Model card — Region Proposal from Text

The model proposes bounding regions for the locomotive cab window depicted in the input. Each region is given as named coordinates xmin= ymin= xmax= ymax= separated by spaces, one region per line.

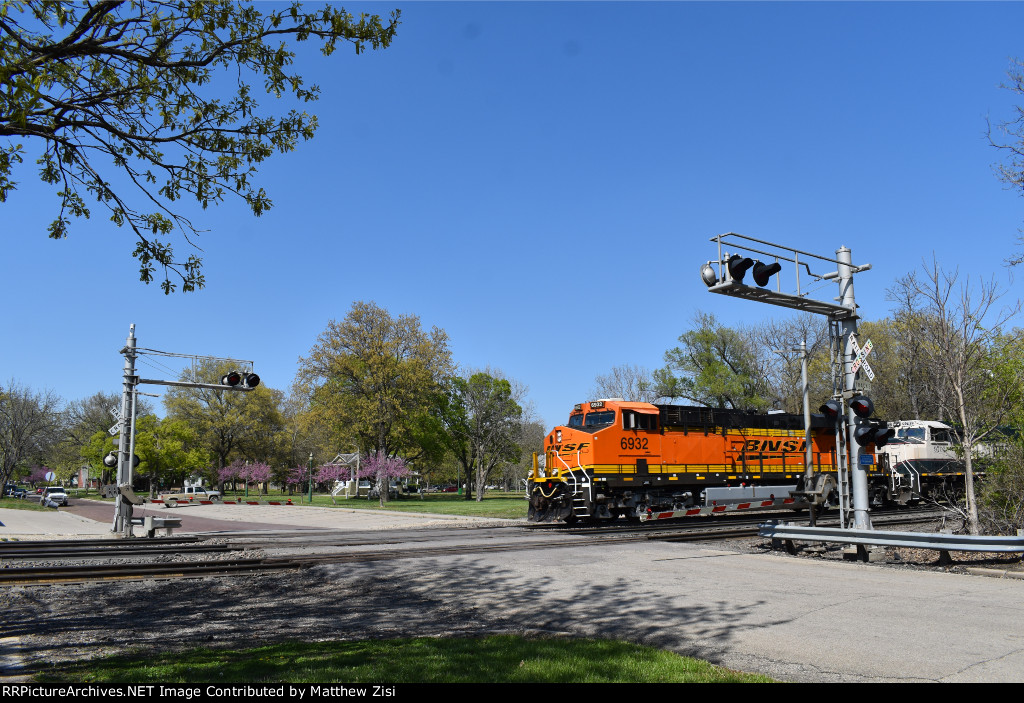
xmin=567 ymin=414 xmax=584 ymax=428
xmin=584 ymin=411 xmax=615 ymax=429
xmin=622 ymin=410 xmax=658 ymax=431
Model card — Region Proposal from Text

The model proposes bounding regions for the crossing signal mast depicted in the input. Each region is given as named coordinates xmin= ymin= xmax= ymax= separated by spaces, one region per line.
xmin=110 ymin=324 xmax=260 ymax=537
xmin=702 ymin=232 xmax=876 ymax=530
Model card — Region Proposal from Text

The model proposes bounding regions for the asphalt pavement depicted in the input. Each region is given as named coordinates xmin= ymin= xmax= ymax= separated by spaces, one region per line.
xmin=0 ymin=497 xmax=516 ymax=538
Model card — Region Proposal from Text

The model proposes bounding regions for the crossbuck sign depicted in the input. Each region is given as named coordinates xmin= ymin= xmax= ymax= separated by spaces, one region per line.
xmin=851 ymin=337 xmax=875 ymax=381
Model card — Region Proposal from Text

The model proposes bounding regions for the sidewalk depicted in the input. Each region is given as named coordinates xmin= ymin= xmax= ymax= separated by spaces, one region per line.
xmin=0 ymin=506 xmax=111 ymax=539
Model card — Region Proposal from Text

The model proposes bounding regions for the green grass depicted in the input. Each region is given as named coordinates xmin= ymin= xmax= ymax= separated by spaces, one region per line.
xmin=217 ymin=490 xmax=528 ymax=519
xmin=35 ymin=636 xmax=774 ymax=683
xmin=0 ymin=495 xmax=50 ymax=511
xmin=309 ymin=492 xmax=528 ymax=519
xmin=76 ymin=489 xmax=529 ymax=520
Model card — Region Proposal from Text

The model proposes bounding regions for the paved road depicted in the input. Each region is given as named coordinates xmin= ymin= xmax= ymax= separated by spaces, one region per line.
xmin=0 ymin=497 xmax=519 ymax=538
xmin=307 ymin=539 xmax=1024 ymax=683
xmin=62 ymin=498 xmax=317 ymax=533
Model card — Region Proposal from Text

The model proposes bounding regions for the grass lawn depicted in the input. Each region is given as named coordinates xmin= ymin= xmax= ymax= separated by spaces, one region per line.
xmin=304 ymin=492 xmax=528 ymax=519
xmin=35 ymin=636 xmax=775 ymax=683
xmin=0 ymin=495 xmax=49 ymax=511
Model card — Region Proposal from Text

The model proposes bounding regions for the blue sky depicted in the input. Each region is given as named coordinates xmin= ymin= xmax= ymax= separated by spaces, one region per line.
xmin=3 ymin=1 xmax=1024 ymax=431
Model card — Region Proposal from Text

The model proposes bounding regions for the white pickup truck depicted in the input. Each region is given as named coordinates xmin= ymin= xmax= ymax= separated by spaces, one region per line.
xmin=158 ymin=486 xmax=221 ymax=507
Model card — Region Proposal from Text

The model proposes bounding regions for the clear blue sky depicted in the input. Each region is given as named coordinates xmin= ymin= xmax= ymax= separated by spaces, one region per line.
xmin=2 ymin=1 xmax=1023 ymax=431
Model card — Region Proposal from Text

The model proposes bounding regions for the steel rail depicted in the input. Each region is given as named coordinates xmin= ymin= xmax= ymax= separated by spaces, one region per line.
xmin=0 ymin=544 xmax=232 ymax=560
xmin=0 ymin=536 xmax=200 ymax=550
xmin=0 ymin=559 xmax=297 ymax=586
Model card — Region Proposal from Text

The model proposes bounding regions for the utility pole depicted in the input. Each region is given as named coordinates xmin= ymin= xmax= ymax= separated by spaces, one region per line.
xmin=836 ymin=246 xmax=871 ymax=530
xmin=110 ymin=324 xmax=259 ymax=538
xmin=704 ymin=232 xmax=875 ymax=529
xmin=111 ymin=325 xmax=137 ymax=537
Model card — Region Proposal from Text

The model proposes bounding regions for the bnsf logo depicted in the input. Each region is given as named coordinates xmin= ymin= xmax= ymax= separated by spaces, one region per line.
xmin=742 ymin=439 xmax=807 ymax=453
xmin=550 ymin=443 xmax=590 ymax=454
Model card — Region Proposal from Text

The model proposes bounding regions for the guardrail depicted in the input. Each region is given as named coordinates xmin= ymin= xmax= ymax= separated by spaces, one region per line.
xmin=758 ymin=522 xmax=1024 ymax=553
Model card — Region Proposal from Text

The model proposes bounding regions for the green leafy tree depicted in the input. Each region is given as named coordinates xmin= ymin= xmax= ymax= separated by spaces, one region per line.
xmin=81 ymin=414 xmax=209 ymax=495
xmin=132 ymin=415 xmax=210 ymax=495
xmin=0 ymin=0 xmax=400 ymax=292
xmin=978 ymin=333 xmax=1024 ymax=534
xmin=655 ymin=311 xmax=772 ymax=411
xmin=297 ymin=301 xmax=454 ymax=461
xmin=442 ymin=371 xmax=524 ymax=501
xmin=163 ymin=360 xmax=286 ymax=475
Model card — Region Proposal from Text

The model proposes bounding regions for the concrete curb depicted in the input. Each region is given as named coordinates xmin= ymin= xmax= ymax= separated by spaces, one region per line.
xmin=965 ymin=567 xmax=1024 ymax=580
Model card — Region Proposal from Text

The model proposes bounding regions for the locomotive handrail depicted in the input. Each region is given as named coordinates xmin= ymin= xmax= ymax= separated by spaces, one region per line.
xmin=759 ymin=523 xmax=1024 ymax=553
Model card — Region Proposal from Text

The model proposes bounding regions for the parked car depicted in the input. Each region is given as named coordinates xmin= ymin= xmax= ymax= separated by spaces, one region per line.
xmin=40 ymin=486 xmax=68 ymax=507
xmin=442 ymin=485 xmax=458 ymax=493
xmin=4 ymin=484 xmax=27 ymax=499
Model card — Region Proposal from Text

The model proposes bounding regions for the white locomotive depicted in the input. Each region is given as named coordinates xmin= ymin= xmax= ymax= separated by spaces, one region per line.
xmin=882 ymin=420 xmax=965 ymax=505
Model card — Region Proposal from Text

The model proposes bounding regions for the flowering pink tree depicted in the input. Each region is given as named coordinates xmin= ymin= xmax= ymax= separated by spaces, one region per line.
xmin=28 ymin=465 xmax=50 ymax=485
xmin=315 ymin=463 xmax=347 ymax=483
xmin=316 ymin=463 xmax=350 ymax=504
xmin=359 ymin=453 xmax=409 ymax=506
xmin=218 ymin=462 xmax=240 ymax=490
xmin=285 ymin=465 xmax=309 ymax=494
xmin=243 ymin=462 xmax=272 ymax=496
xmin=219 ymin=460 xmax=245 ymax=495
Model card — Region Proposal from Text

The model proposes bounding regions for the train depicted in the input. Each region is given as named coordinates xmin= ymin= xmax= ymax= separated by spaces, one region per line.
xmin=883 ymin=419 xmax=970 ymax=507
xmin=527 ymin=398 xmax=969 ymax=523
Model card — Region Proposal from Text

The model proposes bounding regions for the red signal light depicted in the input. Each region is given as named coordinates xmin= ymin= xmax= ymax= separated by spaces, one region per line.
xmin=850 ymin=396 xmax=874 ymax=418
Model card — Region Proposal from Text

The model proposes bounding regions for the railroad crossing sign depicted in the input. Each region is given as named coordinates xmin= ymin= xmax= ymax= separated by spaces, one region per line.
xmin=851 ymin=337 xmax=875 ymax=381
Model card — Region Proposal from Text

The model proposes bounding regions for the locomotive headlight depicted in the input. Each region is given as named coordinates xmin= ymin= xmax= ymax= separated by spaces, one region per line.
xmin=556 ymin=430 xmax=562 ymax=442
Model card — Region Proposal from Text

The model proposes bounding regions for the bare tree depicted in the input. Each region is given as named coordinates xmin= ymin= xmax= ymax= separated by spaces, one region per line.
xmin=889 ymin=259 xmax=1022 ymax=534
xmin=0 ymin=381 xmax=63 ymax=487
xmin=989 ymin=57 xmax=1024 ymax=266
xmin=757 ymin=313 xmax=829 ymax=413
xmin=590 ymin=364 xmax=660 ymax=403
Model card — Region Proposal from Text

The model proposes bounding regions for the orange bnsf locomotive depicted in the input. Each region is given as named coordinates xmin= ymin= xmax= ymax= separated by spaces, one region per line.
xmin=528 ymin=399 xmax=891 ymax=523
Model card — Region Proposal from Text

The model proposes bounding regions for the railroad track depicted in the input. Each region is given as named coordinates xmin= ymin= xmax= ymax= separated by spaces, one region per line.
xmin=0 ymin=542 xmax=233 ymax=560
xmin=0 ymin=509 xmax=950 ymax=586
xmin=0 ymin=559 xmax=299 ymax=585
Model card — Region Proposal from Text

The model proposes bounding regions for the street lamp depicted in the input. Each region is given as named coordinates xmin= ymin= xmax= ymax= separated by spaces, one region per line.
xmin=307 ymin=452 xmax=314 ymax=504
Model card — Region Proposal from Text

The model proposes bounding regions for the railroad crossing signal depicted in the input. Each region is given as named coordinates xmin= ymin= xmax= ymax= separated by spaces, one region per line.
xmin=849 ymin=395 xmax=894 ymax=448
xmin=851 ymin=337 xmax=875 ymax=381
xmin=819 ymin=399 xmax=842 ymax=424
xmin=221 ymin=371 xmax=260 ymax=389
